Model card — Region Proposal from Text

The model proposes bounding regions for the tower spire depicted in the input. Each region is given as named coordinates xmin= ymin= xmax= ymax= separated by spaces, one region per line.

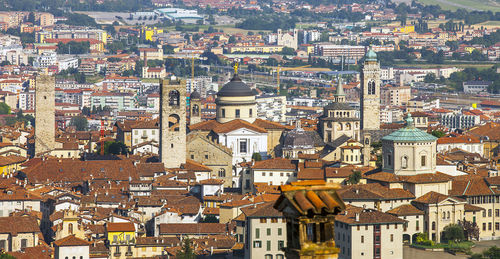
xmin=333 ymin=75 xmax=345 ymax=103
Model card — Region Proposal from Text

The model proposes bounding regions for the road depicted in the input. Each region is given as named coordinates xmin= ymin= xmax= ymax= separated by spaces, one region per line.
xmin=403 ymin=240 xmax=500 ymax=259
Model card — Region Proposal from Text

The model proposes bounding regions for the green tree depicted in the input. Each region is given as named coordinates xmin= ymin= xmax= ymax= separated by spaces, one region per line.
xmin=201 ymin=215 xmax=218 ymax=223
xmin=176 ymin=238 xmax=196 ymax=259
xmin=252 ymin=152 xmax=262 ymax=161
xmin=347 ymin=170 xmax=362 ymax=185
xmin=281 ymin=47 xmax=296 ymax=56
xmin=431 ymin=130 xmax=446 ymax=138
xmin=0 ymin=253 xmax=16 ymax=259
xmin=74 ymin=73 xmax=86 ymax=84
xmin=97 ymin=141 xmax=128 ymax=155
xmin=70 ymin=116 xmax=88 ymax=131
xmin=228 ymin=36 xmax=236 ymax=44
xmin=483 ymin=246 xmax=500 ymax=258
xmin=442 ymin=224 xmax=465 ymax=243
xmin=424 ymin=73 xmax=436 ymax=83
xmin=0 ymin=102 xmax=11 ymax=114
xmin=82 ymin=106 xmax=91 ymax=116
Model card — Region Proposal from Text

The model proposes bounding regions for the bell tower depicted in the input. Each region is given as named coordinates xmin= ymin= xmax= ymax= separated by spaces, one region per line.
xmin=360 ymin=46 xmax=381 ymax=131
xmin=160 ymin=77 xmax=186 ymax=168
xmin=34 ymin=75 xmax=56 ymax=156
xmin=189 ymin=89 xmax=202 ymax=125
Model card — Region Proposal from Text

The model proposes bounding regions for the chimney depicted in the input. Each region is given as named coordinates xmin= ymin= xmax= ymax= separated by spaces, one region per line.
xmin=355 ymin=213 xmax=360 ymax=222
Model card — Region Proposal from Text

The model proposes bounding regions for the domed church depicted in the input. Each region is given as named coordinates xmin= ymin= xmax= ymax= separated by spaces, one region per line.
xmin=215 ymin=73 xmax=257 ymax=123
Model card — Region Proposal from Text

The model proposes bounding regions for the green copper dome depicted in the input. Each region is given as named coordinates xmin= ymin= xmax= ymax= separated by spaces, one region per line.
xmin=382 ymin=114 xmax=437 ymax=142
xmin=365 ymin=46 xmax=377 ymax=62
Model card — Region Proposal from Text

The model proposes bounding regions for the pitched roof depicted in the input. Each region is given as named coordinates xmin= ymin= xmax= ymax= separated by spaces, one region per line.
xmin=53 ymin=235 xmax=91 ymax=247
xmin=189 ymin=120 xmax=221 ymax=131
xmin=106 ymin=222 xmax=135 ymax=232
xmin=338 ymin=183 xmax=415 ymax=201
xmin=450 ymin=177 xmax=494 ymax=196
xmin=252 ymin=158 xmax=296 ymax=170
xmin=0 ymin=216 xmax=40 ymax=234
xmin=242 ymin=202 xmax=282 ymax=218
xmin=413 ymin=191 xmax=464 ymax=204
xmin=212 ymin=119 xmax=267 ymax=134
xmin=252 ymin=118 xmax=292 ymax=130
xmin=335 ymin=205 xmax=406 ymax=225
xmin=386 ymin=204 xmax=424 ymax=216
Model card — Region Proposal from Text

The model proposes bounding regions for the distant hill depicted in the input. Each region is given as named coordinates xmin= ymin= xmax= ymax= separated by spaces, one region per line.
xmin=416 ymin=0 xmax=500 ymax=12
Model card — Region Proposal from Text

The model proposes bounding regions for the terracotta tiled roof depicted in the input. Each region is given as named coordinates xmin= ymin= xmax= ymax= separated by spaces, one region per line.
xmin=199 ymin=179 xmax=224 ymax=185
xmin=189 ymin=120 xmax=221 ymax=131
xmin=450 ymin=177 xmax=494 ymax=196
xmin=464 ymin=204 xmax=484 ymax=212
xmin=364 ymin=171 xmax=401 ymax=183
xmin=297 ymin=167 xmax=324 ymax=180
xmin=335 ymin=205 xmax=406 ymax=225
xmin=106 ymin=222 xmax=135 ymax=232
xmin=338 ymin=183 xmax=415 ymax=201
xmin=7 ymin=245 xmax=52 ymax=259
xmin=135 ymin=236 xmax=180 ymax=246
xmin=386 ymin=204 xmax=424 ymax=216
xmin=437 ymin=135 xmax=481 ymax=144
xmin=252 ymin=158 xmax=296 ymax=170
xmin=414 ymin=191 xmax=464 ymax=204
xmin=203 ymin=207 xmax=220 ymax=215
xmin=252 ymin=118 xmax=292 ymax=130
xmin=0 ymin=216 xmax=40 ymax=234
xmin=212 ymin=119 xmax=267 ymax=134
xmin=242 ymin=202 xmax=282 ymax=218
xmin=184 ymin=159 xmax=212 ymax=172
xmin=403 ymin=172 xmax=453 ymax=183
xmin=53 ymin=235 xmax=91 ymax=247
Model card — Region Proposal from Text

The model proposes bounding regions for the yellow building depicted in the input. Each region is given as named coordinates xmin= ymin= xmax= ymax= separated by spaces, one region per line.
xmin=106 ymin=222 xmax=136 ymax=258
xmin=340 ymin=139 xmax=363 ymax=165
xmin=0 ymin=155 xmax=26 ymax=176
xmin=465 ymin=46 xmax=475 ymax=54
xmin=141 ymin=26 xmax=164 ymax=41
xmin=393 ymin=25 xmax=415 ymax=34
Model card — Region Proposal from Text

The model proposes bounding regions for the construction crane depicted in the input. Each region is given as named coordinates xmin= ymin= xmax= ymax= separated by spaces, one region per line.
xmin=275 ymin=64 xmax=311 ymax=93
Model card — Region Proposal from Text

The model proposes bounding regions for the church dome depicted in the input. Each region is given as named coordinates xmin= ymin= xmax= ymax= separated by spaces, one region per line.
xmin=283 ymin=127 xmax=314 ymax=149
xmin=382 ymin=114 xmax=437 ymax=142
xmin=365 ymin=46 xmax=377 ymax=62
xmin=217 ymin=74 xmax=254 ymax=97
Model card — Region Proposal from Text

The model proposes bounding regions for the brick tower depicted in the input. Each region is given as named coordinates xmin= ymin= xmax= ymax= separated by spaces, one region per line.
xmin=189 ymin=89 xmax=202 ymax=125
xmin=34 ymin=75 xmax=56 ymax=156
xmin=159 ymin=77 xmax=186 ymax=168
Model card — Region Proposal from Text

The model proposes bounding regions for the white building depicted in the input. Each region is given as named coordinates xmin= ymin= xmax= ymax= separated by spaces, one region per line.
xmin=335 ymin=206 xmax=406 ymax=259
xmin=53 ymin=235 xmax=90 ymax=259
xmin=436 ymin=135 xmax=483 ymax=156
xmin=58 ymin=57 xmax=79 ymax=71
xmin=256 ymin=95 xmax=287 ymax=123
xmin=34 ymin=52 xmax=57 ymax=68
xmin=243 ymin=158 xmax=297 ymax=193
xmin=463 ymin=81 xmax=492 ymax=94
xmin=441 ymin=113 xmax=480 ymax=130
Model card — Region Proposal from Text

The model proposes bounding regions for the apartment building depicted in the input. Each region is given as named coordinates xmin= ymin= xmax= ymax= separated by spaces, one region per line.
xmin=441 ymin=113 xmax=480 ymax=130
xmin=314 ymin=44 xmax=366 ymax=60
xmin=380 ymin=85 xmax=411 ymax=106
xmin=335 ymin=206 xmax=406 ymax=259
xmin=256 ymin=95 xmax=287 ymax=123
xmin=90 ymin=92 xmax=135 ymax=111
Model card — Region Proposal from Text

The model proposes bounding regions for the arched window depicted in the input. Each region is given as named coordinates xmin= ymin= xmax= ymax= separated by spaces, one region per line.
xmin=192 ymin=104 xmax=199 ymax=116
xmin=401 ymin=156 xmax=408 ymax=169
xmin=218 ymin=168 xmax=226 ymax=178
xmin=168 ymin=114 xmax=180 ymax=132
xmin=337 ymin=123 xmax=343 ymax=131
xmin=168 ymin=90 xmax=180 ymax=106
xmin=368 ymin=80 xmax=376 ymax=95
xmin=68 ymin=223 xmax=73 ymax=235
xmin=447 ymin=211 xmax=450 ymax=219
xmin=432 ymin=222 xmax=436 ymax=230
xmin=346 ymin=122 xmax=351 ymax=130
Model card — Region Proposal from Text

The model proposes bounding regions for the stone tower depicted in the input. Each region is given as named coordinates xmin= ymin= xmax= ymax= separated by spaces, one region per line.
xmin=189 ymin=89 xmax=202 ymax=125
xmin=160 ymin=77 xmax=186 ymax=168
xmin=360 ymin=46 xmax=381 ymax=131
xmin=362 ymin=133 xmax=371 ymax=166
xmin=34 ymin=75 xmax=56 ymax=156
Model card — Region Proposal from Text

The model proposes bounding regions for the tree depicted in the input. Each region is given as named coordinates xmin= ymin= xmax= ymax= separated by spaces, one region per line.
xmin=347 ymin=170 xmax=362 ymax=185
xmin=201 ymin=215 xmax=218 ymax=223
xmin=82 ymin=106 xmax=91 ymax=116
xmin=0 ymin=102 xmax=11 ymax=114
xmin=27 ymin=12 xmax=35 ymax=23
xmin=431 ymin=130 xmax=446 ymax=138
xmin=176 ymin=238 xmax=196 ymax=259
xmin=424 ymin=73 xmax=436 ymax=83
xmin=483 ymin=246 xmax=500 ymax=259
xmin=252 ymin=152 xmax=262 ymax=161
xmin=0 ymin=254 xmax=16 ymax=259
xmin=97 ymin=141 xmax=128 ymax=155
xmin=281 ymin=47 xmax=296 ymax=56
xmin=228 ymin=36 xmax=236 ymax=44
xmin=459 ymin=219 xmax=479 ymax=241
xmin=70 ymin=116 xmax=88 ymax=131
xmin=442 ymin=224 xmax=464 ymax=243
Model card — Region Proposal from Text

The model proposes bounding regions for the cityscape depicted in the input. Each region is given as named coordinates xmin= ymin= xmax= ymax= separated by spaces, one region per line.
xmin=0 ymin=0 xmax=500 ymax=258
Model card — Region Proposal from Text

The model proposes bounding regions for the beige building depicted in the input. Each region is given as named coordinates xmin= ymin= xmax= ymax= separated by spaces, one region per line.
xmin=142 ymin=67 xmax=166 ymax=79
xmin=381 ymin=85 xmax=411 ymax=106
xmin=0 ymin=216 xmax=41 ymax=252
xmin=335 ymin=206 xmax=406 ymax=259
xmin=242 ymin=202 xmax=287 ymax=259
xmin=277 ymin=29 xmax=299 ymax=49
xmin=387 ymin=204 xmax=425 ymax=244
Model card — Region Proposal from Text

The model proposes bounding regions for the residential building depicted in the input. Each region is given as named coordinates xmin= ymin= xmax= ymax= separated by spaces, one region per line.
xmin=463 ymin=81 xmax=492 ymax=94
xmin=0 ymin=216 xmax=41 ymax=252
xmin=441 ymin=113 xmax=480 ymax=130
xmin=90 ymin=92 xmax=135 ymax=111
xmin=256 ymin=95 xmax=287 ymax=123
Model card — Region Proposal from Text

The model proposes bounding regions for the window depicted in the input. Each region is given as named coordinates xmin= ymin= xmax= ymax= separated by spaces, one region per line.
xmin=253 ymin=241 xmax=262 ymax=248
xmin=278 ymin=228 xmax=282 ymax=236
xmin=489 ymin=222 xmax=492 ymax=231
xmin=249 ymin=109 xmax=253 ymax=117
xmin=218 ymin=168 xmax=226 ymax=178
xmin=68 ymin=223 xmax=73 ymax=235
xmin=421 ymin=155 xmax=426 ymax=167
xmin=276 ymin=255 xmax=284 ymax=259
xmin=401 ymin=156 xmax=408 ymax=169
xmin=278 ymin=240 xmax=284 ymax=249
xmin=267 ymin=228 xmax=271 ymax=236
xmin=235 ymin=109 xmax=240 ymax=118
xmin=271 ymin=218 xmax=278 ymax=223
xmin=240 ymin=140 xmax=247 ymax=153
xmin=0 ymin=240 xmax=5 ymax=250
xmin=483 ymin=223 xmax=486 ymax=231
xmin=387 ymin=154 xmax=391 ymax=166
xmin=390 ymin=234 xmax=394 ymax=242
xmin=168 ymin=90 xmax=180 ymax=106
xmin=21 ymin=239 xmax=27 ymax=249
xmin=256 ymin=228 xmax=260 ymax=238
xmin=483 ymin=210 xmax=487 ymax=217
xmin=260 ymin=218 xmax=267 ymax=223
xmin=496 ymin=223 xmax=499 ymax=231
xmin=266 ymin=240 xmax=271 ymax=251
xmin=265 ymin=255 xmax=272 ymax=259
xmin=432 ymin=222 xmax=436 ymax=230
xmin=361 ymin=235 xmax=364 ymax=243
xmin=416 ymin=221 xmax=419 ymax=231
xmin=306 ymin=223 xmax=316 ymax=242
xmin=496 ymin=209 xmax=499 ymax=217
xmin=221 ymin=109 xmax=225 ymax=118
xmin=489 ymin=209 xmax=492 ymax=217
